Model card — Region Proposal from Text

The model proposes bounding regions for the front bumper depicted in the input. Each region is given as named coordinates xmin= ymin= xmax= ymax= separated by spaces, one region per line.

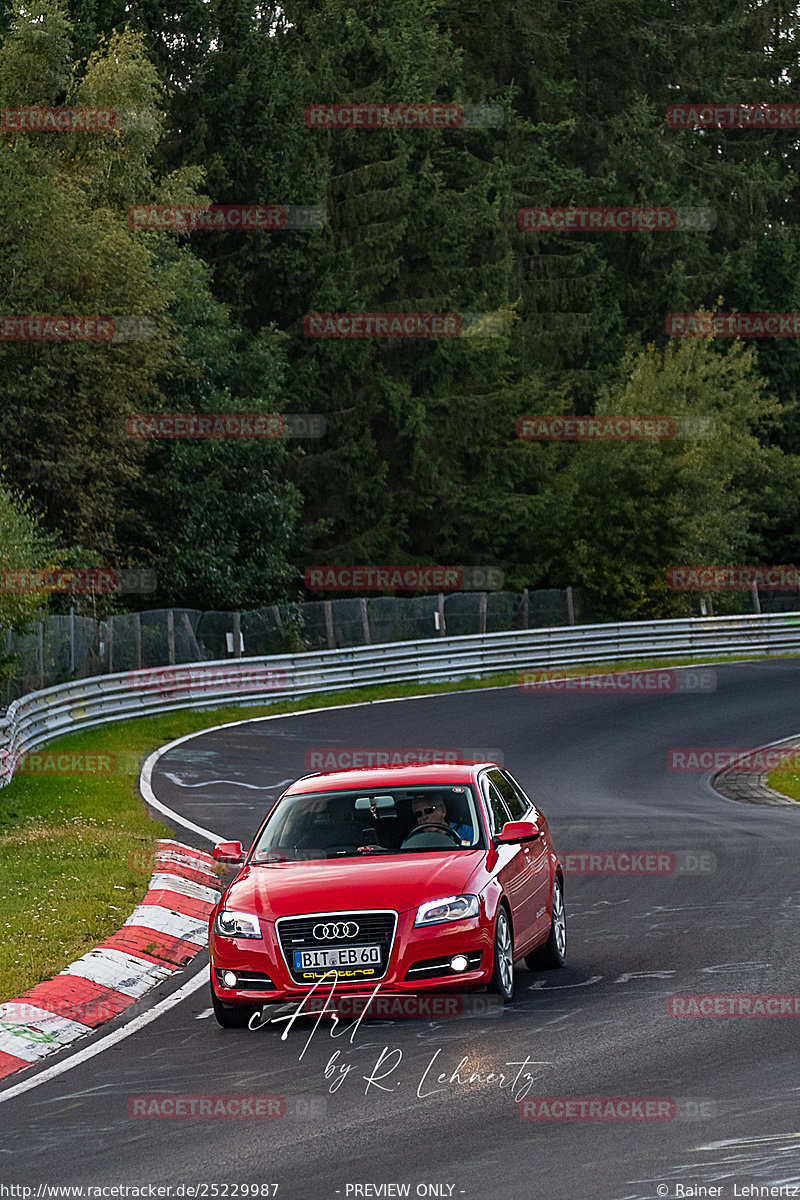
xmin=209 ymin=908 xmax=494 ymax=1004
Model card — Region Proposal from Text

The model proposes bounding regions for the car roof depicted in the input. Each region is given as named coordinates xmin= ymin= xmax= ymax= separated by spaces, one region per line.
xmin=282 ymin=761 xmax=500 ymax=795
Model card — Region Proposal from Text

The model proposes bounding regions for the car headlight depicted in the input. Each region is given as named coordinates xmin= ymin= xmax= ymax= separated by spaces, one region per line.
xmin=414 ymin=894 xmax=479 ymax=927
xmin=214 ymin=909 xmax=262 ymax=939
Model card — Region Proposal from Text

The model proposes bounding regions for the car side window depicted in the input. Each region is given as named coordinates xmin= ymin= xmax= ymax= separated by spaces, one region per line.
xmin=488 ymin=769 xmax=527 ymax=820
xmin=482 ymin=776 xmax=513 ymax=833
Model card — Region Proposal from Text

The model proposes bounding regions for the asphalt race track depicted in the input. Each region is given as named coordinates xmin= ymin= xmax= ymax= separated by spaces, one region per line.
xmin=3 ymin=659 xmax=800 ymax=1200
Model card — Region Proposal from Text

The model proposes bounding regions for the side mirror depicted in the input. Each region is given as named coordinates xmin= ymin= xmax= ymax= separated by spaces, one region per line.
xmin=496 ymin=820 xmax=542 ymax=845
xmin=213 ymin=840 xmax=245 ymax=864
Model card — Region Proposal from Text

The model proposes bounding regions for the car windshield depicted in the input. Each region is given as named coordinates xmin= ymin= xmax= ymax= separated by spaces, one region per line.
xmin=249 ymin=785 xmax=483 ymax=863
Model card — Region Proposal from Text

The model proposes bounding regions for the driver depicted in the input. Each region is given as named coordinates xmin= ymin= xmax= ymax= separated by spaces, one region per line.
xmin=411 ymin=795 xmax=472 ymax=844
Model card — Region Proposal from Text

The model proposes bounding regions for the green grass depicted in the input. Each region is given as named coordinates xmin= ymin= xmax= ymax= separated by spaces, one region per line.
xmin=0 ymin=721 xmax=173 ymax=1003
xmin=0 ymin=647 xmax=794 ymax=1001
xmin=765 ymin=770 xmax=800 ymax=802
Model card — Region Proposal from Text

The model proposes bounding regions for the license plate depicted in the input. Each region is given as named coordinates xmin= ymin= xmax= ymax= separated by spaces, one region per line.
xmin=293 ymin=945 xmax=381 ymax=970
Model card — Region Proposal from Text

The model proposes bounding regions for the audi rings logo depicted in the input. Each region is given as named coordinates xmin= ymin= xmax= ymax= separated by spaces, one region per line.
xmin=313 ymin=921 xmax=359 ymax=940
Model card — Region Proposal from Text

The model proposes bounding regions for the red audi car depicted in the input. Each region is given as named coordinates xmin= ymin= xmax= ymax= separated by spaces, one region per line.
xmin=208 ymin=761 xmax=565 ymax=1026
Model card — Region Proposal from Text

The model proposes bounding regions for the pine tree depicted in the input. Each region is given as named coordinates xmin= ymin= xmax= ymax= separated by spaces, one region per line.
xmin=0 ymin=2 xmax=300 ymax=604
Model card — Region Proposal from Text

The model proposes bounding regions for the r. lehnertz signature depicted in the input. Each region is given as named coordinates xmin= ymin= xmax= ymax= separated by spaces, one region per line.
xmin=247 ymin=970 xmax=551 ymax=1101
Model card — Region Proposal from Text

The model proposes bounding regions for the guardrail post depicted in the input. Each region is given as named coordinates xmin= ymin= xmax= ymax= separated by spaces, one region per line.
xmin=566 ymin=586 xmax=575 ymax=626
xmin=133 ymin=611 xmax=142 ymax=668
xmin=167 ymin=608 xmax=175 ymax=665
xmin=5 ymin=628 xmax=11 ymax=706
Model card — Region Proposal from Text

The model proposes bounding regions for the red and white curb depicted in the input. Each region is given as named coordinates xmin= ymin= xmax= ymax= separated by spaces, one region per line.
xmin=0 ymin=840 xmax=222 ymax=1080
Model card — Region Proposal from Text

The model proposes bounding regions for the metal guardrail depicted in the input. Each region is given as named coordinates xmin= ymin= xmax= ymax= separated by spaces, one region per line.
xmin=1 ymin=611 xmax=798 ymax=786
xmin=3 ymin=588 xmax=590 ymax=705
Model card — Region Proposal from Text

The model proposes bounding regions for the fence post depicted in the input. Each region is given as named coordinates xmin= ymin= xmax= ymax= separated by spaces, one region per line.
xmin=566 ymin=586 xmax=575 ymax=626
xmin=232 ymin=612 xmax=242 ymax=658
xmin=522 ymin=588 xmax=529 ymax=629
xmin=69 ymin=606 xmax=75 ymax=674
xmin=437 ymin=594 xmax=446 ymax=636
xmin=38 ymin=621 xmax=44 ymax=689
xmin=272 ymin=605 xmax=283 ymax=633
xmin=181 ymin=613 xmax=202 ymax=661
xmin=107 ymin=617 xmax=113 ymax=675
xmin=360 ymin=598 xmax=371 ymax=645
xmin=324 ymin=601 xmax=335 ymax=649
xmin=479 ymin=591 xmax=487 ymax=635
xmin=133 ymin=611 xmax=142 ymax=669
xmin=167 ymin=608 xmax=175 ymax=665
xmin=750 ymin=582 xmax=761 ymax=614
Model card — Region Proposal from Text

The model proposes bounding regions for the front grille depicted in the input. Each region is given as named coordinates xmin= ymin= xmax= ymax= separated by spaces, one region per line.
xmin=276 ymin=910 xmax=397 ymax=985
xmin=405 ymin=951 xmax=483 ymax=979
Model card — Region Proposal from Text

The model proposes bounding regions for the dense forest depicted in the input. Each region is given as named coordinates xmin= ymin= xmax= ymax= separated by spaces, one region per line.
xmin=1 ymin=0 xmax=799 ymax=623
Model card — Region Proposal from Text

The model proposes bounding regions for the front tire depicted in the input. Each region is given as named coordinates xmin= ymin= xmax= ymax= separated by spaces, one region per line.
xmin=488 ymin=906 xmax=515 ymax=1003
xmin=525 ymin=876 xmax=566 ymax=970
xmin=210 ymin=982 xmax=257 ymax=1028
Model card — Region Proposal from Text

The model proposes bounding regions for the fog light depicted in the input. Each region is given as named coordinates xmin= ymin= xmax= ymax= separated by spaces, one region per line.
xmin=450 ymin=955 xmax=468 ymax=972
xmin=222 ymin=970 xmax=238 ymax=988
